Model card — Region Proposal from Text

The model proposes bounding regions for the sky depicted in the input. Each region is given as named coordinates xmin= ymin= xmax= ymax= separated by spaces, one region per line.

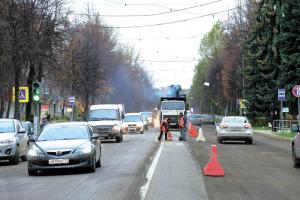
xmin=71 ymin=0 xmax=237 ymax=89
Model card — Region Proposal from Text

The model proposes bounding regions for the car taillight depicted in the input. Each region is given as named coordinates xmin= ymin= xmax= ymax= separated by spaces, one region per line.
xmin=244 ymin=124 xmax=252 ymax=129
xmin=219 ymin=124 xmax=228 ymax=128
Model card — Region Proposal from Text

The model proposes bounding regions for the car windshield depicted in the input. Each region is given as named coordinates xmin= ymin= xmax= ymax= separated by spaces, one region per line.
xmin=223 ymin=117 xmax=247 ymax=123
xmin=0 ymin=121 xmax=15 ymax=133
xmin=190 ymin=114 xmax=201 ymax=119
xmin=38 ymin=125 xmax=89 ymax=141
xmin=88 ymin=109 xmax=118 ymax=121
xmin=124 ymin=115 xmax=142 ymax=122
xmin=161 ymin=101 xmax=185 ymax=110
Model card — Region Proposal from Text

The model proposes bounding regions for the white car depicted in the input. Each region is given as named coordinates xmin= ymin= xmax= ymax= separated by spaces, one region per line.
xmin=123 ymin=113 xmax=145 ymax=134
xmin=216 ymin=116 xmax=253 ymax=144
xmin=0 ymin=119 xmax=29 ymax=164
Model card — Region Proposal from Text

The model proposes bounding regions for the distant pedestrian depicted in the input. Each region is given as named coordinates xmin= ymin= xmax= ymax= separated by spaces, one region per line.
xmin=41 ymin=115 xmax=48 ymax=129
xmin=178 ymin=112 xmax=187 ymax=141
xmin=158 ymin=118 xmax=170 ymax=141
xmin=47 ymin=114 xmax=53 ymax=123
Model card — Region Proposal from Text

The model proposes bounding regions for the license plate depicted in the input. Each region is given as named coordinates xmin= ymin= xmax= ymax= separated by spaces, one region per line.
xmin=49 ymin=159 xmax=69 ymax=165
xmin=170 ymin=123 xmax=176 ymax=125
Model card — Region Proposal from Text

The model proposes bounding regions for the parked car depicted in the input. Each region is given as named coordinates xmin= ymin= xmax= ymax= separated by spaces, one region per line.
xmin=21 ymin=121 xmax=35 ymax=140
xmin=216 ymin=116 xmax=253 ymax=144
xmin=0 ymin=119 xmax=28 ymax=164
xmin=27 ymin=122 xmax=101 ymax=176
xmin=292 ymin=132 xmax=300 ymax=168
xmin=123 ymin=113 xmax=145 ymax=134
xmin=188 ymin=114 xmax=203 ymax=125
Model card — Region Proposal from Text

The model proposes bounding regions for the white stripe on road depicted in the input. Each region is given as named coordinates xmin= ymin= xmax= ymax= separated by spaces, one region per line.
xmin=140 ymin=141 xmax=164 ymax=200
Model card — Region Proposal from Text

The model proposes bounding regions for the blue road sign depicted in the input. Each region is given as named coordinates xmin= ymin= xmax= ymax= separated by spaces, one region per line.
xmin=69 ymin=96 xmax=75 ymax=106
xmin=278 ymin=89 xmax=285 ymax=101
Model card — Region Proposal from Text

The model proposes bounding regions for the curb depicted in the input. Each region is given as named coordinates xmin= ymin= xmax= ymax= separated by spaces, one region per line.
xmin=254 ymin=130 xmax=293 ymax=142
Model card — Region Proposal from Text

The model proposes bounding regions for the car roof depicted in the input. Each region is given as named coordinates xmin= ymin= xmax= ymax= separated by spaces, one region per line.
xmin=125 ymin=113 xmax=142 ymax=116
xmin=46 ymin=122 xmax=89 ymax=127
xmin=90 ymin=104 xmax=122 ymax=110
xmin=0 ymin=118 xmax=17 ymax=122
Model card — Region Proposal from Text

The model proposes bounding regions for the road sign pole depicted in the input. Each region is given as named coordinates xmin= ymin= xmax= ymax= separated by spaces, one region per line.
xmin=298 ymin=97 xmax=300 ymax=128
xmin=36 ymin=102 xmax=40 ymax=135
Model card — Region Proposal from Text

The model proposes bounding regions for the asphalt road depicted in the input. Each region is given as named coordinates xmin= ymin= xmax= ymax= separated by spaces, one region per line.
xmin=0 ymin=129 xmax=158 ymax=200
xmin=188 ymin=125 xmax=300 ymax=200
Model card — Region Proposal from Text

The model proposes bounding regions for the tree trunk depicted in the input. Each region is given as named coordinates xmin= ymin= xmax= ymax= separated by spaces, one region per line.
xmin=0 ymin=99 xmax=4 ymax=118
xmin=6 ymin=91 xmax=11 ymax=118
xmin=13 ymin=57 xmax=20 ymax=120
xmin=84 ymin=86 xmax=89 ymax=118
xmin=26 ymin=63 xmax=35 ymax=121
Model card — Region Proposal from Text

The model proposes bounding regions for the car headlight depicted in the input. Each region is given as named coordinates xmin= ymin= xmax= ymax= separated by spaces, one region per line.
xmin=76 ymin=143 xmax=92 ymax=154
xmin=112 ymin=124 xmax=120 ymax=131
xmin=28 ymin=145 xmax=43 ymax=156
xmin=0 ymin=138 xmax=16 ymax=145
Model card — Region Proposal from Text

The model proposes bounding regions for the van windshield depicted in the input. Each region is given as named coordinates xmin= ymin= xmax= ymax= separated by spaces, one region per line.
xmin=88 ymin=109 xmax=119 ymax=121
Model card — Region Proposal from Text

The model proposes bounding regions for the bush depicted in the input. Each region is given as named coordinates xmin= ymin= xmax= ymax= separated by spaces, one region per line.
xmin=250 ymin=117 xmax=268 ymax=127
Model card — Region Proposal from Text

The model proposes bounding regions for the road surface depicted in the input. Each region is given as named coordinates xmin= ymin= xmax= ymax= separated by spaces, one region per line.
xmin=188 ymin=125 xmax=300 ymax=200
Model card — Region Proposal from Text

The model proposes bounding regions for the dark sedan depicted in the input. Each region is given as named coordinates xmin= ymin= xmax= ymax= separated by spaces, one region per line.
xmin=292 ymin=132 xmax=300 ymax=168
xmin=27 ymin=122 xmax=101 ymax=175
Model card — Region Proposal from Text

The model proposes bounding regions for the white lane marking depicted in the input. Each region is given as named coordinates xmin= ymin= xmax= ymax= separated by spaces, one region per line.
xmin=140 ymin=142 xmax=164 ymax=200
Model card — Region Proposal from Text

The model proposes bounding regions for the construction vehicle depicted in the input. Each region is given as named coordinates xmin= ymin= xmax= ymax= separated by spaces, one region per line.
xmin=158 ymin=85 xmax=188 ymax=129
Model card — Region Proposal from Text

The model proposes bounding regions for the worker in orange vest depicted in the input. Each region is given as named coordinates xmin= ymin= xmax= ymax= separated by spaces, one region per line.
xmin=158 ymin=118 xmax=170 ymax=141
xmin=178 ymin=112 xmax=187 ymax=141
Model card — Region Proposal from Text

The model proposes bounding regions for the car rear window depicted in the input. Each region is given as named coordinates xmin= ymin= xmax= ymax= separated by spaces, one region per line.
xmin=223 ymin=117 xmax=247 ymax=123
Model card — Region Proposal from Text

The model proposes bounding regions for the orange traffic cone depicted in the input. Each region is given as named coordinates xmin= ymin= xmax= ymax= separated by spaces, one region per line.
xmin=167 ymin=132 xmax=173 ymax=141
xmin=203 ymin=145 xmax=224 ymax=176
xmin=189 ymin=125 xmax=197 ymax=137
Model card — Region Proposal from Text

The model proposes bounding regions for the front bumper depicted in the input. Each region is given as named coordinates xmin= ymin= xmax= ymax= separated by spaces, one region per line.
xmin=28 ymin=153 xmax=93 ymax=170
xmin=0 ymin=144 xmax=17 ymax=160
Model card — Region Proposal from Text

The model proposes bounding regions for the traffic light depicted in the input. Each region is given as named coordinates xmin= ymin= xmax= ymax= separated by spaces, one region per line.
xmin=32 ymin=82 xmax=41 ymax=102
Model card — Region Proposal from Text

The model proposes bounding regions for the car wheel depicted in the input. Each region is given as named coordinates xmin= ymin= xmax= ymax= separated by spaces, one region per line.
xmin=20 ymin=155 xmax=27 ymax=161
xmin=9 ymin=147 xmax=20 ymax=165
xmin=247 ymin=139 xmax=253 ymax=144
xmin=116 ymin=136 xmax=122 ymax=143
xmin=28 ymin=167 xmax=37 ymax=176
xmin=292 ymin=148 xmax=300 ymax=168
xmin=88 ymin=155 xmax=96 ymax=173
xmin=96 ymin=151 xmax=101 ymax=168
xmin=141 ymin=131 xmax=144 ymax=134
xmin=217 ymin=137 xmax=222 ymax=144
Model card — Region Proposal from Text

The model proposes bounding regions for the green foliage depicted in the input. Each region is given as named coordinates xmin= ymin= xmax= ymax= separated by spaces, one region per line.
xmin=244 ymin=0 xmax=300 ymax=119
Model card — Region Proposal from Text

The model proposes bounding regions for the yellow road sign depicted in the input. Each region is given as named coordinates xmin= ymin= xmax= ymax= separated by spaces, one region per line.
xmin=12 ymin=87 xmax=29 ymax=103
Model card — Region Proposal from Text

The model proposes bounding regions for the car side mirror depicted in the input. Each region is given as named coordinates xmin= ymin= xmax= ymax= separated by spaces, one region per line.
xmin=18 ymin=128 xmax=26 ymax=134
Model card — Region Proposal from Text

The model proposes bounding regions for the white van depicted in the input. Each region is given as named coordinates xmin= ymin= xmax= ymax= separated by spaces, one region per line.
xmin=88 ymin=104 xmax=124 ymax=143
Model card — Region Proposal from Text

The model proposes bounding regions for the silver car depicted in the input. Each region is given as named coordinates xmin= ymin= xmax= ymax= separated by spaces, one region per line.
xmin=0 ymin=119 xmax=28 ymax=164
xmin=216 ymin=116 xmax=254 ymax=144
xmin=27 ymin=122 xmax=101 ymax=175
xmin=292 ymin=132 xmax=300 ymax=168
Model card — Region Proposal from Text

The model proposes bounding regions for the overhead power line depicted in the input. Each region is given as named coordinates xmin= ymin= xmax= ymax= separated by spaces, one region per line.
xmin=73 ymin=0 xmax=222 ymax=17
xmin=98 ymin=5 xmax=247 ymax=29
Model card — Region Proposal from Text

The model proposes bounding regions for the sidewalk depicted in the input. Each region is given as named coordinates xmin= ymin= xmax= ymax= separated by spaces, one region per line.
xmin=253 ymin=129 xmax=293 ymax=141
xmin=144 ymin=131 xmax=208 ymax=200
